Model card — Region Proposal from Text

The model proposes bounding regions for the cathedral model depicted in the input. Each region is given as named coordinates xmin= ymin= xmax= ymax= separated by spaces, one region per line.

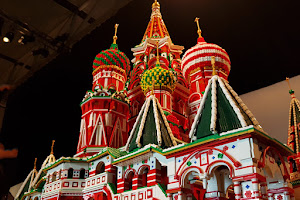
xmin=15 ymin=1 xmax=300 ymax=200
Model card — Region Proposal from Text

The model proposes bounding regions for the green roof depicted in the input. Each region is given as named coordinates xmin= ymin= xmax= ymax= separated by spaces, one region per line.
xmin=125 ymin=95 xmax=177 ymax=152
xmin=190 ymin=75 xmax=262 ymax=141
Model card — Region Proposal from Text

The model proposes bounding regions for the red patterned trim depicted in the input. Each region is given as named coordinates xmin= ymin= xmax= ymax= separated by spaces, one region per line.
xmin=257 ymin=146 xmax=290 ymax=181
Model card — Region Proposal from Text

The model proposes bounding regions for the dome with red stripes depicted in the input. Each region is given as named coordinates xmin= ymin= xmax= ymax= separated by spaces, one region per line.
xmin=181 ymin=37 xmax=231 ymax=79
xmin=92 ymin=43 xmax=131 ymax=76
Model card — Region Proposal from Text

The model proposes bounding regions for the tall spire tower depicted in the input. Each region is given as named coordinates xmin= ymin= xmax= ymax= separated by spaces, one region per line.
xmin=286 ymin=77 xmax=300 ymax=153
xmin=76 ymin=24 xmax=130 ymax=157
xmin=128 ymin=0 xmax=190 ymax=141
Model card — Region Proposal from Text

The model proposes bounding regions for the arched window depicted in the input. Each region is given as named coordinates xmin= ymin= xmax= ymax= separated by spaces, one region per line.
xmin=96 ymin=162 xmax=105 ymax=174
xmin=79 ymin=169 xmax=85 ymax=179
xmin=68 ymin=168 xmax=74 ymax=178
xmin=52 ymin=172 xmax=57 ymax=182
xmin=125 ymin=171 xmax=135 ymax=191
xmin=139 ymin=167 xmax=149 ymax=188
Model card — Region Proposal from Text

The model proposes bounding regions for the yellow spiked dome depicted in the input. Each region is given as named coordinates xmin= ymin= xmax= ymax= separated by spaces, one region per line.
xmin=140 ymin=65 xmax=176 ymax=95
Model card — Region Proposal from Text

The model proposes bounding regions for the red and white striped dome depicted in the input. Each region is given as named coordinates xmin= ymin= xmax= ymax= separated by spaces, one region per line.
xmin=181 ymin=37 xmax=231 ymax=79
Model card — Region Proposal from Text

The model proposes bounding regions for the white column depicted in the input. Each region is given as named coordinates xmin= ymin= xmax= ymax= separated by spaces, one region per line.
xmin=284 ymin=191 xmax=291 ymax=200
xmin=167 ymin=193 xmax=172 ymax=200
xmin=251 ymin=178 xmax=260 ymax=198
xmin=260 ymin=182 xmax=267 ymax=199
xmin=233 ymin=181 xmax=242 ymax=200
xmin=178 ymin=191 xmax=183 ymax=200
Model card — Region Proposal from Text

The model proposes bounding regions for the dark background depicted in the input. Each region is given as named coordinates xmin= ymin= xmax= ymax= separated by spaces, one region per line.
xmin=1 ymin=0 xmax=300 ymax=193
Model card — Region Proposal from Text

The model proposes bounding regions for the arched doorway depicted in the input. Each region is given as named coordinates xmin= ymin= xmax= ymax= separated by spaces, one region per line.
xmin=138 ymin=167 xmax=149 ymax=188
xmin=125 ymin=171 xmax=135 ymax=191
xmin=182 ymin=170 xmax=205 ymax=200
xmin=207 ymin=165 xmax=234 ymax=200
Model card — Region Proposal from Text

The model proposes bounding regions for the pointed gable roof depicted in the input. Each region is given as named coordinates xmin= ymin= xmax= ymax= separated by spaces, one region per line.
xmin=125 ymin=95 xmax=177 ymax=152
xmin=190 ymin=75 xmax=263 ymax=142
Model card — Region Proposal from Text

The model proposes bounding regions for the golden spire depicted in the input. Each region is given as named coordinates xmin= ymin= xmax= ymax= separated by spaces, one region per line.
xmin=194 ymin=17 xmax=202 ymax=38
xmin=113 ymin=24 xmax=119 ymax=44
xmin=286 ymin=77 xmax=295 ymax=97
xmin=34 ymin=158 xmax=37 ymax=169
xmin=211 ymin=56 xmax=216 ymax=76
xmin=156 ymin=41 xmax=160 ymax=65
xmin=50 ymin=140 xmax=55 ymax=155
xmin=152 ymin=0 xmax=160 ymax=8
xmin=286 ymin=77 xmax=292 ymax=90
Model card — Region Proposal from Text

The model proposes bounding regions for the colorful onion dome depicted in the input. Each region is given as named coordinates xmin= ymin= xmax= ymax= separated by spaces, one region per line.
xmin=92 ymin=43 xmax=131 ymax=76
xmin=181 ymin=18 xmax=230 ymax=79
xmin=181 ymin=37 xmax=231 ymax=79
xmin=140 ymin=64 xmax=176 ymax=94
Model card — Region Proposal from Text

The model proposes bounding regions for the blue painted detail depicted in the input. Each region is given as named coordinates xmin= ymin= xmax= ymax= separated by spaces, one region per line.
xmin=194 ymin=161 xmax=197 ymax=164
xmin=152 ymin=166 xmax=154 ymax=168
xmin=212 ymin=156 xmax=215 ymax=159
xmin=246 ymin=185 xmax=250 ymax=189
xmin=232 ymin=145 xmax=236 ymax=149
xmin=152 ymin=161 xmax=154 ymax=163
xmin=178 ymin=160 xmax=181 ymax=162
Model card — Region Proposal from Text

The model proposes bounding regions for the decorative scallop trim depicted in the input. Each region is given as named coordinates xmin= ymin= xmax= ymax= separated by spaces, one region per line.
xmin=210 ymin=76 xmax=218 ymax=133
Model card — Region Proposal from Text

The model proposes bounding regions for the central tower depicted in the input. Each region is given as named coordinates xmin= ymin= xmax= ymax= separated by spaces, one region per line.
xmin=127 ymin=0 xmax=190 ymax=141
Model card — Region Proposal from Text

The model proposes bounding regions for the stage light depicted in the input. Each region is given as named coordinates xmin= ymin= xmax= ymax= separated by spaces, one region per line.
xmin=3 ymin=32 xmax=14 ymax=43
xmin=18 ymin=34 xmax=35 ymax=44
xmin=32 ymin=48 xmax=49 ymax=58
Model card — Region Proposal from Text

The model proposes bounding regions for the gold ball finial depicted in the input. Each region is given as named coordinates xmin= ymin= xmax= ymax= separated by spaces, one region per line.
xmin=194 ymin=17 xmax=202 ymax=38
xmin=50 ymin=140 xmax=55 ymax=155
xmin=152 ymin=0 xmax=160 ymax=8
xmin=211 ymin=56 xmax=216 ymax=76
xmin=113 ymin=24 xmax=119 ymax=44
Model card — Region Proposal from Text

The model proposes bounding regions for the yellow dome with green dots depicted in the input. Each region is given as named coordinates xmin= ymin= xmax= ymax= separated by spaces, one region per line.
xmin=141 ymin=65 xmax=176 ymax=95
